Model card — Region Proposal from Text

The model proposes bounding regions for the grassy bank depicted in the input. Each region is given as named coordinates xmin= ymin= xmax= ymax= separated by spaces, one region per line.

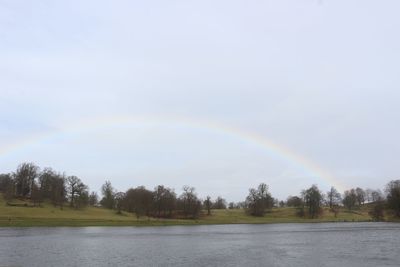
xmin=0 ymin=196 xmax=380 ymax=227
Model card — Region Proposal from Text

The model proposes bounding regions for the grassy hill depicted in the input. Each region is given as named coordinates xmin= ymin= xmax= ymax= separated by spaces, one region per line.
xmin=0 ymin=195 xmax=383 ymax=227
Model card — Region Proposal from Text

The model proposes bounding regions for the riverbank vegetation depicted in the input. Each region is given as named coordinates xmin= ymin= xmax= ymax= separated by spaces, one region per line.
xmin=0 ymin=195 xmax=376 ymax=227
xmin=1 ymin=162 xmax=399 ymax=226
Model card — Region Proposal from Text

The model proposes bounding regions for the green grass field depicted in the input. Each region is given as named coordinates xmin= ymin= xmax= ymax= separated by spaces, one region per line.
xmin=0 ymin=195 xmax=381 ymax=227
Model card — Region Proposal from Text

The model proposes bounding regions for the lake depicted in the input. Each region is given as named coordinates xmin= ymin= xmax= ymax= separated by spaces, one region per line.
xmin=0 ymin=222 xmax=399 ymax=266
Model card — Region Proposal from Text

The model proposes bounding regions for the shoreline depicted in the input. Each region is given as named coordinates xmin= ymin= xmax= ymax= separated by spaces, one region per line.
xmin=0 ymin=217 xmax=389 ymax=227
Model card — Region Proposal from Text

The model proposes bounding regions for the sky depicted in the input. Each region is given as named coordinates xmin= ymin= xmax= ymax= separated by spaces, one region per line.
xmin=1 ymin=0 xmax=399 ymax=201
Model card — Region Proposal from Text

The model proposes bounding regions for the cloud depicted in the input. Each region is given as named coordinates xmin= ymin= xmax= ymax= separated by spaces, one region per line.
xmin=1 ymin=0 xmax=400 ymax=200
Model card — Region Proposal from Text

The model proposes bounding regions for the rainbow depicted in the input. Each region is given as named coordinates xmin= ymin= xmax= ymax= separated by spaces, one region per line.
xmin=0 ymin=115 xmax=346 ymax=191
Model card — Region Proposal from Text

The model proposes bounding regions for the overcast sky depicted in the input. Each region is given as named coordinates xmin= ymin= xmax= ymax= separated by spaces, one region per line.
xmin=1 ymin=0 xmax=399 ymax=201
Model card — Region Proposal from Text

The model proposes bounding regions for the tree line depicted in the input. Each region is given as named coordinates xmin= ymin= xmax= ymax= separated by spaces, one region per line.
xmin=1 ymin=162 xmax=400 ymax=221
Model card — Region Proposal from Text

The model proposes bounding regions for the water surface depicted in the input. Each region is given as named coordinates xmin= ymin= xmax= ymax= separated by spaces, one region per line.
xmin=0 ymin=222 xmax=399 ymax=266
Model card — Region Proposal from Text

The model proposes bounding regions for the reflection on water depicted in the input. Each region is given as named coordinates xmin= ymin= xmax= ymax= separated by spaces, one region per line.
xmin=0 ymin=222 xmax=399 ymax=267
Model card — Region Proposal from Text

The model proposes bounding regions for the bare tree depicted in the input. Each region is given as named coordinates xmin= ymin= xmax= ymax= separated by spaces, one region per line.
xmin=355 ymin=187 xmax=366 ymax=206
xmin=67 ymin=176 xmax=79 ymax=207
xmin=37 ymin=168 xmax=67 ymax=208
xmin=369 ymin=196 xmax=385 ymax=221
xmin=327 ymin=187 xmax=341 ymax=208
xmin=114 ymin=192 xmax=126 ymax=214
xmin=163 ymin=188 xmax=177 ymax=217
xmin=371 ymin=189 xmax=384 ymax=202
xmin=15 ymin=163 xmax=39 ymax=197
xmin=386 ymin=180 xmax=400 ymax=217
xmin=153 ymin=185 xmax=176 ymax=217
xmin=0 ymin=173 xmax=13 ymax=193
xmin=89 ymin=191 xmax=99 ymax=206
xmin=124 ymin=186 xmax=153 ymax=218
xmin=286 ymin=196 xmax=303 ymax=207
xmin=67 ymin=176 xmax=87 ymax=208
xmin=213 ymin=196 xmax=227 ymax=209
xmin=245 ymin=183 xmax=273 ymax=216
xmin=301 ymin=185 xmax=323 ymax=218
xmin=343 ymin=189 xmax=357 ymax=210
xmin=75 ymin=186 xmax=89 ymax=209
xmin=204 ymin=196 xmax=212 ymax=215
xmin=365 ymin=188 xmax=373 ymax=203
xmin=100 ymin=181 xmax=115 ymax=209
xmin=31 ymin=183 xmax=42 ymax=206
xmin=51 ymin=174 xmax=66 ymax=209
xmin=0 ymin=173 xmax=14 ymax=201
xmin=38 ymin=168 xmax=58 ymax=199
xmin=178 ymin=186 xmax=202 ymax=219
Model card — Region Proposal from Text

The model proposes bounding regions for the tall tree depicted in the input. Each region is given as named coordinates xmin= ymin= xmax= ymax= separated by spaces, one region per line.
xmin=204 ymin=196 xmax=212 ymax=215
xmin=31 ymin=183 xmax=42 ymax=206
xmin=0 ymin=173 xmax=13 ymax=193
xmin=327 ymin=187 xmax=341 ymax=208
xmin=51 ymin=174 xmax=66 ymax=208
xmin=15 ymin=163 xmax=39 ymax=197
xmin=0 ymin=173 xmax=14 ymax=201
xmin=38 ymin=169 xmax=66 ymax=208
xmin=38 ymin=168 xmax=58 ymax=199
xmin=355 ymin=188 xmax=366 ymax=206
xmin=343 ymin=189 xmax=357 ymax=210
xmin=100 ymin=181 xmax=115 ymax=209
xmin=178 ymin=186 xmax=202 ymax=219
xmin=67 ymin=176 xmax=87 ymax=208
xmin=302 ymin=185 xmax=323 ymax=218
xmin=153 ymin=185 xmax=176 ymax=217
xmin=163 ymin=187 xmax=177 ymax=217
xmin=245 ymin=183 xmax=273 ymax=216
xmin=89 ymin=191 xmax=99 ymax=206
xmin=369 ymin=196 xmax=385 ymax=221
xmin=386 ymin=180 xmax=400 ymax=217
xmin=124 ymin=186 xmax=153 ymax=218
xmin=114 ymin=192 xmax=126 ymax=214
xmin=75 ymin=182 xmax=89 ymax=209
